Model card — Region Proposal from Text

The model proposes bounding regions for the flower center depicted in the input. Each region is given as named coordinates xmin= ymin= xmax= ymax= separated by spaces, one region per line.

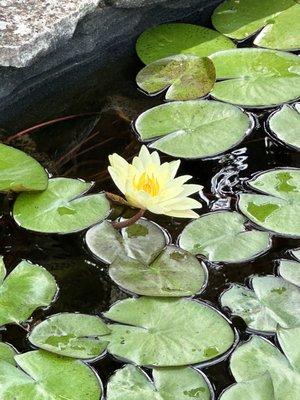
xmin=134 ymin=172 xmax=160 ymax=197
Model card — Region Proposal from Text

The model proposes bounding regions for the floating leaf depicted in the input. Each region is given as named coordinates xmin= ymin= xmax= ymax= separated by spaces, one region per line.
xmin=29 ymin=313 xmax=110 ymax=359
xmin=104 ymin=297 xmax=235 ymax=366
xmin=179 ymin=211 xmax=271 ymax=263
xmin=221 ymin=275 xmax=300 ymax=332
xmin=268 ymin=103 xmax=300 ymax=150
xmin=0 ymin=343 xmax=17 ymax=365
xmin=136 ymin=55 xmax=216 ymax=101
xmin=212 ymin=0 xmax=300 ymax=51
xmin=13 ymin=177 xmax=110 ymax=234
xmin=107 ymin=364 xmax=212 ymax=400
xmin=292 ymin=248 xmax=300 ymax=261
xmin=136 ymin=23 xmax=235 ymax=65
xmin=278 ymin=259 xmax=300 ymax=287
xmin=0 ymin=143 xmax=48 ymax=193
xmin=135 ymin=100 xmax=252 ymax=159
xmin=0 ymin=259 xmax=57 ymax=327
xmin=238 ymin=168 xmax=300 ymax=237
xmin=220 ymin=374 xmax=275 ymax=400
xmin=211 ymin=49 xmax=300 ymax=107
xmin=0 ymin=350 xmax=102 ymax=400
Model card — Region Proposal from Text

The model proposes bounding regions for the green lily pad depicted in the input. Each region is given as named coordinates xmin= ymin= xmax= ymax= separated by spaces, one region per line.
xmin=212 ymin=0 xmax=300 ymax=51
xmin=268 ymin=104 xmax=300 ymax=150
xmin=0 ymin=350 xmax=102 ymax=400
xmin=238 ymin=168 xmax=300 ymax=237
xmin=0 ymin=143 xmax=48 ymax=193
xmin=136 ymin=23 xmax=236 ymax=65
xmin=210 ymin=48 xmax=300 ymax=108
xmin=221 ymin=275 xmax=300 ymax=332
xmin=0 ymin=259 xmax=57 ymax=327
xmin=135 ymin=100 xmax=252 ymax=159
xmin=179 ymin=211 xmax=271 ymax=263
xmin=104 ymin=297 xmax=235 ymax=367
xmin=13 ymin=177 xmax=110 ymax=234
xmin=220 ymin=331 xmax=300 ymax=400
xmin=0 ymin=343 xmax=17 ymax=365
xmin=29 ymin=313 xmax=110 ymax=359
xmin=278 ymin=259 xmax=300 ymax=287
xmin=136 ymin=55 xmax=216 ymax=101
xmin=292 ymin=248 xmax=300 ymax=261
xmin=107 ymin=364 xmax=212 ymax=400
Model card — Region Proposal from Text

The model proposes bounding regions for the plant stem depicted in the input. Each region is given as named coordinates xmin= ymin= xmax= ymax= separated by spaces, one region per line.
xmin=112 ymin=209 xmax=145 ymax=230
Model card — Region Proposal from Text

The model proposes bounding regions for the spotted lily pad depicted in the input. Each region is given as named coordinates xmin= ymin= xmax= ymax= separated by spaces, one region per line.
xmin=179 ymin=211 xmax=271 ymax=263
xmin=136 ymin=55 xmax=216 ymax=101
xmin=104 ymin=297 xmax=235 ymax=367
xmin=221 ymin=275 xmax=300 ymax=332
xmin=0 ymin=143 xmax=48 ymax=193
xmin=210 ymin=49 xmax=300 ymax=108
xmin=0 ymin=350 xmax=102 ymax=400
xmin=107 ymin=364 xmax=212 ymax=400
xmin=0 ymin=343 xmax=17 ymax=365
xmin=29 ymin=313 xmax=110 ymax=359
xmin=212 ymin=0 xmax=300 ymax=51
xmin=278 ymin=259 xmax=300 ymax=287
xmin=136 ymin=23 xmax=235 ymax=65
xmin=13 ymin=177 xmax=110 ymax=234
xmin=220 ymin=331 xmax=300 ymax=400
xmin=238 ymin=168 xmax=300 ymax=237
xmin=268 ymin=103 xmax=300 ymax=150
xmin=135 ymin=100 xmax=252 ymax=159
xmin=0 ymin=259 xmax=57 ymax=327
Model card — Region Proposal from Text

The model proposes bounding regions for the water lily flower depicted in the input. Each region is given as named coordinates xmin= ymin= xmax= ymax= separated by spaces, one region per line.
xmin=108 ymin=145 xmax=202 ymax=218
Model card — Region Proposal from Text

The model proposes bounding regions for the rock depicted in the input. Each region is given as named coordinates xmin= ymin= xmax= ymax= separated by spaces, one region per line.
xmin=106 ymin=0 xmax=167 ymax=7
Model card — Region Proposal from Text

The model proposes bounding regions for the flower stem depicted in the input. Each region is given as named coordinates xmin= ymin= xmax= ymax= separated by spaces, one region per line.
xmin=112 ymin=209 xmax=145 ymax=230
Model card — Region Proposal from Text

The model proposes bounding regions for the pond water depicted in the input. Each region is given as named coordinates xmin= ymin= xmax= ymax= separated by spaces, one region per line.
xmin=1 ymin=14 xmax=300 ymax=400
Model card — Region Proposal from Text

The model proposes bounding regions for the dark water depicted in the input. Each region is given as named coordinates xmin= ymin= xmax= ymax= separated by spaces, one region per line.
xmin=1 ymin=23 xmax=300 ymax=400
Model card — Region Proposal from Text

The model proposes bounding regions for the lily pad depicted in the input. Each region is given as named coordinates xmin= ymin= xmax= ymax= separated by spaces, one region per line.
xmin=212 ymin=0 xmax=300 ymax=51
xmin=0 ymin=350 xmax=102 ymax=400
xmin=221 ymin=275 xmax=300 ymax=332
xmin=278 ymin=259 xmax=300 ymax=287
xmin=0 ymin=259 xmax=57 ymax=327
xmin=136 ymin=55 xmax=216 ymax=101
xmin=107 ymin=364 xmax=212 ymax=400
xmin=179 ymin=211 xmax=271 ymax=263
xmin=292 ymin=248 xmax=300 ymax=261
xmin=135 ymin=100 xmax=252 ymax=159
xmin=0 ymin=143 xmax=48 ymax=193
xmin=136 ymin=23 xmax=236 ymax=65
xmin=210 ymin=48 xmax=300 ymax=108
xmin=268 ymin=103 xmax=300 ymax=150
xmin=0 ymin=342 xmax=17 ymax=365
xmin=13 ymin=177 xmax=110 ymax=234
xmin=104 ymin=297 xmax=235 ymax=366
xmin=238 ymin=168 xmax=300 ymax=237
xmin=29 ymin=313 xmax=110 ymax=359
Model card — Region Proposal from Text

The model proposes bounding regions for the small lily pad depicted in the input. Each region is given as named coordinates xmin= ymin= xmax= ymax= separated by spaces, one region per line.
xmin=0 ymin=143 xmax=48 ymax=192
xmin=136 ymin=55 xmax=216 ymax=101
xmin=0 ymin=342 xmax=17 ymax=365
xmin=238 ymin=168 xmax=300 ymax=237
xmin=0 ymin=259 xmax=57 ymax=327
xmin=29 ymin=313 xmax=110 ymax=359
xmin=0 ymin=350 xmax=102 ymax=400
xmin=210 ymin=48 xmax=300 ymax=108
xmin=268 ymin=103 xmax=300 ymax=150
xmin=13 ymin=177 xmax=110 ymax=234
xmin=136 ymin=23 xmax=236 ymax=65
xmin=278 ymin=259 xmax=300 ymax=287
xmin=135 ymin=100 xmax=252 ymax=159
xmin=104 ymin=297 xmax=235 ymax=367
xmin=107 ymin=364 xmax=212 ymax=400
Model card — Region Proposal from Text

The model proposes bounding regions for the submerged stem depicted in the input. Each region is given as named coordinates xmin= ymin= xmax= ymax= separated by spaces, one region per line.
xmin=112 ymin=209 xmax=145 ymax=230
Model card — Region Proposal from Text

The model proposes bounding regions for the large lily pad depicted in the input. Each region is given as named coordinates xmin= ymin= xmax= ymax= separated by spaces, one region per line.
xmin=238 ymin=168 xmax=300 ymax=237
xmin=0 ymin=343 xmax=17 ymax=365
xmin=29 ymin=313 xmax=110 ymax=359
xmin=136 ymin=23 xmax=235 ymax=65
xmin=210 ymin=48 xmax=300 ymax=108
xmin=135 ymin=100 xmax=252 ymax=159
xmin=0 ymin=259 xmax=57 ymax=327
xmin=268 ymin=103 xmax=300 ymax=150
xmin=179 ymin=211 xmax=271 ymax=263
xmin=13 ymin=177 xmax=110 ymax=234
xmin=212 ymin=0 xmax=300 ymax=51
xmin=221 ymin=275 xmax=300 ymax=332
xmin=0 ymin=350 xmax=102 ymax=400
xmin=0 ymin=143 xmax=48 ymax=193
xmin=107 ymin=364 xmax=212 ymax=400
xmin=104 ymin=297 xmax=235 ymax=367
xmin=278 ymin=259 xmax=300 ymax=287
xmin=136 ymin=55 xmax=216 ymax=101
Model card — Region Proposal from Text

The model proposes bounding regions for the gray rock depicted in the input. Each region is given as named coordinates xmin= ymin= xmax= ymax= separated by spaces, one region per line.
xmin=106 ymin=0 xmax=167 ymax=7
